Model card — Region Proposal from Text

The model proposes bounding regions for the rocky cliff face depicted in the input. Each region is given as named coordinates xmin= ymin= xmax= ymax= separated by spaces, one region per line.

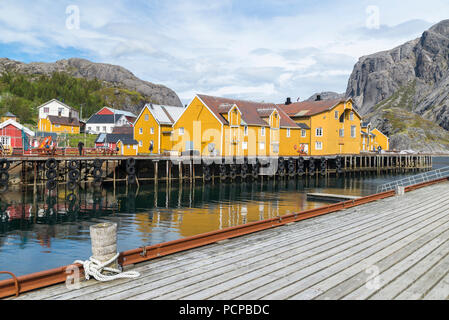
xmin=346 ymin=19 xmax=449 ymax=123
xmin=0 ymin=58 xmax=183 ymax=113
xmin=346 ymin=19 xmax=449 ymax=152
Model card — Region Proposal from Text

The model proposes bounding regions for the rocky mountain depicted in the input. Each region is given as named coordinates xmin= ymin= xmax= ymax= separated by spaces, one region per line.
xmin=0 ymin=58 xmax=183 ymax=114
xmin=346 ymin=19 xmax=449 ymax=152
xmin=306 ymin=91 xmax=345 ymax=101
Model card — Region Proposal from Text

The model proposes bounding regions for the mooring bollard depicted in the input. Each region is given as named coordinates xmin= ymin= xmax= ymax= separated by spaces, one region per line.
xmin=90 ymin=222 xmax=119 ymax=272
xmin=74 ymin=221 xmax=140 ymax=281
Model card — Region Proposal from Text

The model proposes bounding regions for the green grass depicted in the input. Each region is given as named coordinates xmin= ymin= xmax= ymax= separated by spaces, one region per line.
xmin=61 ymin=133 xmax=98 ymax=148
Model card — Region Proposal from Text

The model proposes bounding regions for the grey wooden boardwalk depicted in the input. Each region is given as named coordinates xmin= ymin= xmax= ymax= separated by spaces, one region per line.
xmin=11 ymin=181 xmax=449 ymax=300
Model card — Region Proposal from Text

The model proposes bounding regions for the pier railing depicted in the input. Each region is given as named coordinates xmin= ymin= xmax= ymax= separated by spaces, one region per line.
xmin=377 ymin=166 xmax=449 ymax=193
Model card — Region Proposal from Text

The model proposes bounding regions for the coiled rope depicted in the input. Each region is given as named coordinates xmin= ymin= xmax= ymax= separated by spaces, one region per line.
xmin=74 ymin=253 xmax=140 ymax=282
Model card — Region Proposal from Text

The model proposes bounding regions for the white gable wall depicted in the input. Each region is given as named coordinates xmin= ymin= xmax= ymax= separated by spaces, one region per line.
xmin=86 ymin=123 xmax=116 ymax=134
xmin=39 ymin=100 xmax=79 ymax=120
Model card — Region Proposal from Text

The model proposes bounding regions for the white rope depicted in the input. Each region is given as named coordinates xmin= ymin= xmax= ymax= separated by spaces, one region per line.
xmin=74 ymin=253 xmax=140 ymax=282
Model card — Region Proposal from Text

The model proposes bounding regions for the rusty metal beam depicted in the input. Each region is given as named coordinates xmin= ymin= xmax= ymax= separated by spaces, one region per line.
xmin=0 ymin=176 xmax=447 ymax=299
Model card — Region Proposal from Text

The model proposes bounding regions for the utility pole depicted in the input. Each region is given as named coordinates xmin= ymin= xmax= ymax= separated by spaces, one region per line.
xmin=80 ymin=103 xmax=86 ymax=147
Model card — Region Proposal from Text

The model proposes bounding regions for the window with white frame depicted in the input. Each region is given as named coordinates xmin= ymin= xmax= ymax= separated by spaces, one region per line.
xmin=139 ymin=140 xmax=143 ymax=147
xmin=261 ymin=127 xmax=265 ymax=137
xmin=145 ymin=114 xmax=149 ymax=121
xmin=339 ymin=128 xmax=344 ymax=137
xmin=350 ymin=112 xmax=354 ymax=121
xmin=0 ymin=136 xmax=10 ymax=146
xmin=244 ymin=126 xmax=248 ymax=136
xmin=43 ymin=107 xmax=49 ymax=113
xmin=259 ymin=142 xmax=265 ymax=150
xmin=96 ymin=126 xmax=100 ymax=132
xmin=334 ymin=110 xmax=339 ymax=119
xmin=242 ymin=141 xmax=248 ymax=150
xmin=150 ymin=127 xmax=154 ymax=134
xmin=316 ymin=127 xmax=323 ymax=137
xmin=301 ymin=129 xmax=306 ymax=137
xmin=139 ymin=128 xmax=143 ymax=134
xmin=315 ymin=141 xmax=323 ymax=150
xmin=286 ymin=128 xmax=291 ymax=138
xmin=351 ymin=125 xmax=356 ymax=138
xmin=179 ymin=127 xmax=184 ymax=135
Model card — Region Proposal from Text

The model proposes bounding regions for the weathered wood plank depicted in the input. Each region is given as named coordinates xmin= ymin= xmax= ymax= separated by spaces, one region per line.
xmin=315 ymin=223 xmax=449 ymax=300
xmin=109 ymin=191 xmax=443 ymax=300
xmin=243 ymin=199 xmax=449 ymax=300
xmin=368 ymin=238 xmax=449 ymax=300
xmin=157 ymin=191 xmax=449 ymax=300
xmin=395 ymin=251 xmax=449 ymax=300
xmin=158 ymin=193 xmax=446 ymax=300
xmin=11 ymin=182 xmax=449 ymax=301
xmin=68 ymin=192 xmax=427 ymax=300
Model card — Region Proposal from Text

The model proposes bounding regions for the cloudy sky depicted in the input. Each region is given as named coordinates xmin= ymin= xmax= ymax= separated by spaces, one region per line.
xmin=0 ymin=0 xmax=447 ymax=105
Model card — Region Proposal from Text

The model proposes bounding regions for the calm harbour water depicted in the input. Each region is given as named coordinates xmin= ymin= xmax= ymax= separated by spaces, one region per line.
xmin=1 ymin=156 xmax=448 ymax=277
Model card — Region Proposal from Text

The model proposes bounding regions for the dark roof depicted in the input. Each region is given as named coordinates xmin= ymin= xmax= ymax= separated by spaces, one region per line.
xmin=95 ymin=133 xmax=134 ymax=144
xmin=4 ymin=112 xmax=16 ymax=117
xmin=118 ymin=137 xmax=138 ymax=145
xmin=86 ymin=114 xmax=116 ymax=124
xmin=47 ymin=115 xmax=80 ymax=126
xmin=105 ymin=134 xmax=134 ymax=144
xmin=87 ymin=113 xmax=135 ymax=125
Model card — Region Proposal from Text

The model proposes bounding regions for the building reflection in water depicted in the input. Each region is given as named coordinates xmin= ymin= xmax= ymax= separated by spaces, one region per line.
xmin=0 ymin=172 xmax=393 ymax=276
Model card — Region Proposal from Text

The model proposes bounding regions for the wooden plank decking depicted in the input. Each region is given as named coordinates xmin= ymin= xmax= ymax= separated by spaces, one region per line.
xmin=10 ymin=181 xmax=449 ymax=300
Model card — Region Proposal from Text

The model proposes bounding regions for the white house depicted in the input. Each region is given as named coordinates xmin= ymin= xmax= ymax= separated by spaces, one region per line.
xmin=85 ymin=107 xmax=137 ymax=134
xmin=37 ymin=99 xmax=80 ymax=132
xmin=38 ymin=99 xmax=79 ymax=121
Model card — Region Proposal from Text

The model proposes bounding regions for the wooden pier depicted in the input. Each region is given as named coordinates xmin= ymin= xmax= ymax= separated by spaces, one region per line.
xmin=0 ymin=153 xmax=434 ymax=193
xmin=9 ymin=179 xmax=449 ymax=300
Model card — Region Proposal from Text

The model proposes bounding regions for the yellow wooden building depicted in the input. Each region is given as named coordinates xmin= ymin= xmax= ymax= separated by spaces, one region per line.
xmin=37 ymin=99 xmax=80 ymax=134
xmin=278 ymin=97 xmax=362 ymax=156
xmin=172 ymin=94 xmax=303 ymax=157
xmin=1 ymin=112 xmax=18 ymax=123
xmin=116 ymin=138 xmax=138 ymax=156
xmin=39 ymin=116 xmax=80 ymax=134
xmin=134 ymin=103 xmax=184 ymax=155
xmin=361 ymin=122 xmax=390 ymax=152
xmin=371 ymin=128 xmax=389 ymax=151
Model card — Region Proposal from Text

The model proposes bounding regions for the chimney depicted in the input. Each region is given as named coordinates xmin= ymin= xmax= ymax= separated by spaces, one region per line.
xmin=285 ymin=97 xmax=292 ymax=105
xmin=315 ymin=95 xmax=322 ymax=101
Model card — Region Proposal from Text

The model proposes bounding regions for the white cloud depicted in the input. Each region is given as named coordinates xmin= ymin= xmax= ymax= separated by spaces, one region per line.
xmin=0 ymin=0 xmax=446 ymax=105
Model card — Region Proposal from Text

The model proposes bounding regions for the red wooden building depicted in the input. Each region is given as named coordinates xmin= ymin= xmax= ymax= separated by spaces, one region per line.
xmin=0 ymin=119 xmax=35 ymax=150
